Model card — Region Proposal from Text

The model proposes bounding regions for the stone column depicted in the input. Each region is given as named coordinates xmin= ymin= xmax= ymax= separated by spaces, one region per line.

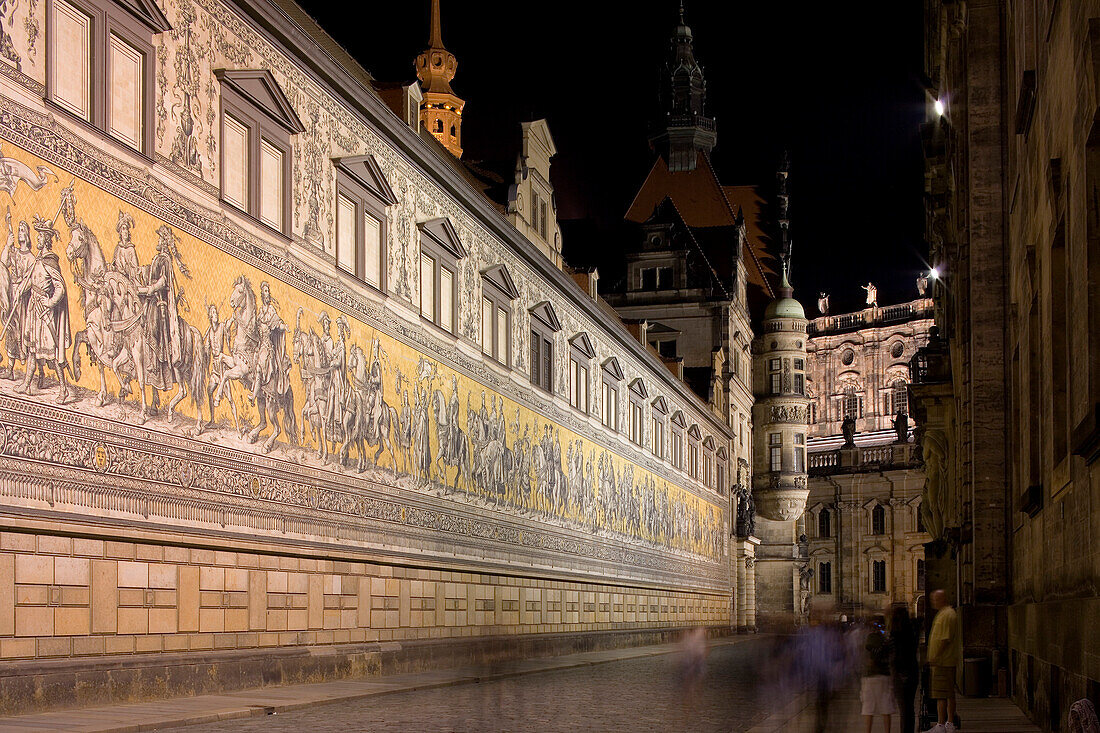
xmin=733 ymin=537 xmax=758 ymax=631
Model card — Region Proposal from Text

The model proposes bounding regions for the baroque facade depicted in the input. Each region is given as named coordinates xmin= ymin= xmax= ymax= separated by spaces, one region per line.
xmin=803 ymin=296 xmax=933 ymax=620
xmin=916 ymin=1 xmax=1100 ymax=729
xmin=0 ymin=0 xmax=736 ymax=712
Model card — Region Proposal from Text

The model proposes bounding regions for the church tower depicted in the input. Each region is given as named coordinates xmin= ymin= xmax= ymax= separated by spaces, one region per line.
xmin=415 ymin=0 xmax=464 ymax=158
xmin=750 ymin=156 xmax=811 ymax=627
xmin=648 ymin=4 xmax=716 ymax=172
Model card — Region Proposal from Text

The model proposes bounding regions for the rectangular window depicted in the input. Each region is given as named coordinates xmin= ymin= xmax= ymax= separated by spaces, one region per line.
xmin=569 ymin=357 xmax=588 ymax=412
xmin=657 ymin=266 xmax=673 ymax=289
xmin=482 ymin=297 xmax=493 ymax=354
xmin=259 ymin=139 xmax=284 ymax=229
xmin=531 ymin=331 xmax=553 ymax=392
xmin=601 ymin=382 xmax=617 ymax=431
xmin=495 ymin=306 xmax=507 ymax=362
xmin=819 ymin=562 xmax=832 ymax=594
xmin=671 ymin=430 xmax=683 ymax=469
xmin=703 ymin=452 xmax=713 ymax=487
xmin=794 ymin=434 xmax=805 ymax=472
xmin=107 ymin=34 xmax=142 ymax=149
xmin=420 ymin=254 xmax=435 ymax=321
xmin=769 ymin=433 xmax=782 ymax=472
xmin=872 ymin=560 xmax=887 ymax=593
xmin=363 ymin=212 xmax=382 ymax=287
xmin=439 ymin=268 xmax=454 ymax=333
xmin=769 ymin=358 xmax=782 ymax=395
xmin=539 ymin=200 xmax=548 ymax=239
xmin=630 ymin=402 xmax=644 ymax=445
xmin=222 ymin=114 xmax=249 ymax=211
xmin=651 ymin=417 xmax=664 ymax=458
xmin=52 ymin=0 xmax=92 ymax=121
xmin=689 ymin=441 xmax=699 ymax=479
xmin=336 ymin=193 xmax=357 ymax=274
xmin=794 ymin=373 xmax=805 ymax=395
xmin=641 ymin=268 xmax=656 ymax=290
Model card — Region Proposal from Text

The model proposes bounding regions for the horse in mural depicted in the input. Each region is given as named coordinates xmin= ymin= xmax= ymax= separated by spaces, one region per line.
xmin=292 ymin=307 xmax=333 ymax=461
xmin=433 ymin=388 xmax=470 ymax=494
xmin=343 ymin=343 xmax=396 ymax=472
xmin=213 ymin=276 xmax=297 ymax=453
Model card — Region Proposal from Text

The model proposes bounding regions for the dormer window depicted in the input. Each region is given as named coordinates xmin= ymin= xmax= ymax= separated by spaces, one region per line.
xmin=216 ymin=69 xmax=303 ymax=235
xmin=481 ymin=264 xmax=518 ymax=366
xmin=529 ymin=301 xmax=561 ymax=393
xmin=418 ymin=218 xmax=467 ymax=335
xmin=640 ymin=266 xmax=674 ymax=290
xmin=47 ymin=0 xmax=170 ymax=155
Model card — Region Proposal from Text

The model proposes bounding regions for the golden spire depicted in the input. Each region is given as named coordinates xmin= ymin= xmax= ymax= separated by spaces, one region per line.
xmin=429 ymin=0 xmax=443 ymax=48
xmin=415 ymin=0 xmax=464 ymax=157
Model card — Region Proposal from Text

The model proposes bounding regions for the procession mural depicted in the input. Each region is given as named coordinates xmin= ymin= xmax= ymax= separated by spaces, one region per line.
xmin=0 ymin=140 xmax=725 ymax=563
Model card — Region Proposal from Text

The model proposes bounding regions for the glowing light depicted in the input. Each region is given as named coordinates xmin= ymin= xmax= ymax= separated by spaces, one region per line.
xmin=934 ymin=99 xmax=945 ymax=117
xmin=930 ymin=267 xmax=940 ymax=280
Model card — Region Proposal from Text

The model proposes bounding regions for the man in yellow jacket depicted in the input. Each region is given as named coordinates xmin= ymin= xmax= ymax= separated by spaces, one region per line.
xmin=925 ymin=589 xmax=963 ymax=733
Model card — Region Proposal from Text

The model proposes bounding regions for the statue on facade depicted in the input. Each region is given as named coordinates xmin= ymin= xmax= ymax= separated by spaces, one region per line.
xmin=862 ymin=281 xmax=878 ymax=308
xmin=841 ymin=415 xmax=856 ymax=447
xmin=916 ymin=271 xmax=930 ymax=297
xmin=894 ymin=411 xmax=909 ymax=444
xmin=798 ymin=533 xmax=808 ymax=558
xmin=735 ymin=484 xmax=755 ymax=538
xmin=817 ymin=291 xmax=829 ymax=315
xmin=798 ymin=563 xmax=814 ymax=591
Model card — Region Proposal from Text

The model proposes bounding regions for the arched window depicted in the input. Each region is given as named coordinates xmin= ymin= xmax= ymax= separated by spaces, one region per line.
xmin=844 ymin=385 xmax=862 ymax=419
xmin=891 ymin=378 xmax=909 ymax=415
xmin=449 ymin=125 xmax=456 ymax=138
xmin=434 ymin=119 xmax=443 ymax=133
xmin=818 ymin=508 xmax=832 ymax=538
xmin=872 ymin=504 xmax=886 ymax=535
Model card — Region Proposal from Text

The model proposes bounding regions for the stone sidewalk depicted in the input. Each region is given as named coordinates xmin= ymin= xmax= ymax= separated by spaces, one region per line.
xmin=0 ymin=635 xmax=756 ymax=732
xmin=747 ymin=685 xmax=1040 ymax=733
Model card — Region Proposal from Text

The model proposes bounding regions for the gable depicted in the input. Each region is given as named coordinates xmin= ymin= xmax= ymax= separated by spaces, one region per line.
xmin=117 ymin=0 xmax=171 ymax=31
xmin=529 ymin=301 xmax=561 ymax=331
xmin=336 ymin=155 xmax=397 ymax=205
xmin=216 ymin=69 xmax=304 ymax=134
xmin=703 ymin=435 xmax=717 ymax=450
xmin=481 ymin=264 xmax=519 ymax=299
xmin=688 ymin=424 xmax=702 ymax=440
xmin=651 ymin=395 xmax=668 ymax=414
xmin=601 ymin=357 xmax=624 ymax=381
xmin=418 ymin=218 xmax=468 ymax=259
xmin=670 ymin=410 xmax=686 ymax=428
xmin=569 ymin=332 xmax=596 ymax=358
xmin=629 ymin=378 xmax=648 ymax=399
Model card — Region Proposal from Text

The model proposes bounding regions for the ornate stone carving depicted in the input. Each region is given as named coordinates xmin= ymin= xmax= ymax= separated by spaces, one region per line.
xmin=769 ymin=404 xmax=807 ymax=424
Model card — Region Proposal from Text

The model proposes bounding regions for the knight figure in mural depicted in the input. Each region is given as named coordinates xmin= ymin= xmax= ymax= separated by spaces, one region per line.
xmin=14 ymin=216 xmax=71 ymax=403
xmin=0 ymin=209 xmax=35 ymax=380
xmin=140 ymin=224 xmax=190 ymax=395
xmin=250 ymin=281 xmax=292 ymax=405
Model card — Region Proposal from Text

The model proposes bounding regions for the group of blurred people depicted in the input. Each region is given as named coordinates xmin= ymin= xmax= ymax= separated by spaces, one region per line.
xmin=762 ymin=588 xmax=962 ymax=733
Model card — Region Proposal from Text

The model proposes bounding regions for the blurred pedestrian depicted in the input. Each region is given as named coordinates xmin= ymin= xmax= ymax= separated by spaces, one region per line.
xmin=924 ymin=589 xmax=962 ymax=733
xmin=861 ymin=614 xmax=898 ymax=733
xmin=678 ymin=626 xmax=707 ymax=709
xmin=800 ymin=621 xmax=846 ymax=733
xmin=890 ymin=605 xmax=919 ymax=733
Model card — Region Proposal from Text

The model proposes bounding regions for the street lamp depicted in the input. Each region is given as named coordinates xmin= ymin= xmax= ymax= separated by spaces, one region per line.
xmin=934 ymin=98 xmax=945 ymax=117
xmin=929 ymin=266 xmax=940 ymax=280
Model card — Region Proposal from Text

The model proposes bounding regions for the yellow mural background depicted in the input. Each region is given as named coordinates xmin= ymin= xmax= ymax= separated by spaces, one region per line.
xmin=0 ymin=143 xmax=723 ymax=561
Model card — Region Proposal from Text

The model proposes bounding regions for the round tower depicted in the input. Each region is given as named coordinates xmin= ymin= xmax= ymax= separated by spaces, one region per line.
xmin=751 ymin=270 xmax=810 ymax=521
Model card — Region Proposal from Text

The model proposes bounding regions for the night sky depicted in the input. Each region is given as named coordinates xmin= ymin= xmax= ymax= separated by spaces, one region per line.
xmin=298 ymin=1 xmax=930 ymax=315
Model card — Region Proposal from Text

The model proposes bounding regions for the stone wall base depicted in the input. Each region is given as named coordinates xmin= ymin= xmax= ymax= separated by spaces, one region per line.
xmin=0 ymin=625 xmax=730 ymax=715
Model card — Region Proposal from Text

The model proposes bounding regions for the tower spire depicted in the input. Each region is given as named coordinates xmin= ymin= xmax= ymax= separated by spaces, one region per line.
xmin=415 ymin=0 xmax=464 ymax=158
xmin=777 ymin=150 xmax=793 ymax=294
xmin=648 ymin=3 xmax=716 ymax=172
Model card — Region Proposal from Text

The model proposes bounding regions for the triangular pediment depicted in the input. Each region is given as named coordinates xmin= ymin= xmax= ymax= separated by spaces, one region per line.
xmin=216 ymin=69 xmax=304 ymax=134
xmin=569 ymin=332 xmax=596 ymax=358
xmin=117 ymin=0 xmax=171 ymax=31
xmin=670 ymin=410 xmax=686 ymax=428
xmin=716 ymin=446 xmax=728 ymax=460
xmin=481 ymin=264 xmax=519 ymax=299
xmin=521 ymin=118 xmax=557 ymax=158
xmin=629 ymin=378 xmax=648 ymax=399
xmin=529 ymin=301 xmax=561 ymax=331
xmin=651 ymin=396 xmax=668 ymax=415
xmin=602 ymin=357 xmax=624 ymax=381
xmin=336 ymin=155 xmax=397 ymax=205
xmin=703 ymin=435 xmax=717 ymax=450
xmin=418 ymin=218 xmax=467 ymax=259
xmin=688 ymin=424 xmax=702 ymax=440
xmin=646 ymin=321 xmax=680 ymax=336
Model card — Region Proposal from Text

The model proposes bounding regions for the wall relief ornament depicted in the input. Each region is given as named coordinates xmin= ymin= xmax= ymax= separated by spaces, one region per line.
xmin=769 ymin=404 xmax=807 ymax=424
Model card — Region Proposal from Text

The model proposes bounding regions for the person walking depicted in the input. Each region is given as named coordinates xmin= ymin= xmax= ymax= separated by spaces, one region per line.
xmin=924 ymin=589 xmax=962 ymax=733
xmin=862 ymin=614 xmax=898 ymax=733
xmin=890 ymin=605 xmax=920 ymax=733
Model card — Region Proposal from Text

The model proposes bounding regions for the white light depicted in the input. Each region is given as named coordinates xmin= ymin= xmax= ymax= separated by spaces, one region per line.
xmin=930 ymin=267 xmax=940 ymax=280
xmin=934 ymin=99 xmax=945 ymax=117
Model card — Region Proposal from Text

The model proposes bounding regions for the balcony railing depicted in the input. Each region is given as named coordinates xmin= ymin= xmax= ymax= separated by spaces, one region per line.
xmin=909 ymin=347 xmax=949 ymax=385
xmin=808 ymin=443 xmax=920 ymax=476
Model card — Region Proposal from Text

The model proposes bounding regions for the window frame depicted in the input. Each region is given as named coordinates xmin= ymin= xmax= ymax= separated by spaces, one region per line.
xmin=819 ymin=561 xmax=833 ymax=595
xmin=818 ymin=507 xmax=832 ymax=538
xmin=768 ymin=357 xmax=782 ymax=395
xmin=418 ymin=218 xmax=466 ymax=336
xmin=871 ymin=504 xmax=886 ymax=536
xmin=334 ymin=155 xmax=396 ymax=293
xmin=568 ymin=333 xmax=596 ymax=413
xmin=216 ymin=69 xmax=303 ymax=237
xmin=628 ymin=379 xmax=648 ymax=447
xmin=529 ymin=301 xmax=561 ymax=393
xmin=768 ymin=432 xmax=782 ymax=472
xmin=600 ymin=357 xmax=623 ymax=432
xmin=670 ymin=411 xmax=686 ymax=470
xmin=650 ymin=396 xmax=668 ymax=459
xmin=480 ymin=264 xmax=518 ymax=367
xmin=871 ymin=559 xmax=887 ymax=593
xmin=46 ymin=0 xmax=167 ymax=157
xmin=688 ymin=425 xmax=702 ymax=479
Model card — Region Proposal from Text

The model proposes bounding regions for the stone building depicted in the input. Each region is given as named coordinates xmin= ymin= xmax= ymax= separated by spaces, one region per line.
xmin=0 ymin=0 xmax=736 ymax=712
xmin=803 ymin=296 xmax=933 ymax=620
xmin=916 ymin=1 xmax=1100 ymax=728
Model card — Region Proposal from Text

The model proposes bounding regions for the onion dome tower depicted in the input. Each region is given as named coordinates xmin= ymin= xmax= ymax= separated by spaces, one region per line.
xmin=415 ymin=0 xmax=464 ymax=158
xmin=648 ymin=3 xmax=716 ymax=172
xmin=752 ymin=155 xmax=810 ymax=521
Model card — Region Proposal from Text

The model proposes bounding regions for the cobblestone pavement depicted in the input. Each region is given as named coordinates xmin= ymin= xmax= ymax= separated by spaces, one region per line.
xmin=185 ymin=637 xmax=779 ymax=733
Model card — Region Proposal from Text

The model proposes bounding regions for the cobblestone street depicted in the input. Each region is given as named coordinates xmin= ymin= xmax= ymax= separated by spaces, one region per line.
xmin=184 ymin=637 xmax=776 ymax=733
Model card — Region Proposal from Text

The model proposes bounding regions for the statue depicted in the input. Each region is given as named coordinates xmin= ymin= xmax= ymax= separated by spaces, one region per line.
xmin=797 ymin=533 xmax=808 ymax=558
xmin=862 ymin=281 xmax=878 ymax=308
xmin=841 ymin=415 xmax=856 ymax=447
xmin=894 ymin=411 xmax=909 ymax=444
xmin=798 ymin=563 xmax=814 ymax=591
xmin=735 ymin=484 xmax=756 ymax=538
xmin=817 ymin=291 xmax=829 ymax=315
xmin=916 ymin=271 xmax=929 ymax=297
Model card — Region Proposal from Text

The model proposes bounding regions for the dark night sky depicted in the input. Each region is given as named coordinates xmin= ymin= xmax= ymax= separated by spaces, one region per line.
xmin=298 ymin=1 xmax=930 ymax=315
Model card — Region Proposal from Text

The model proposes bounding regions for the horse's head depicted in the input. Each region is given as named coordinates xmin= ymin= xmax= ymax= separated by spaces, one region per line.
xmin=230 ymin=275 xmax=253 ymax=313
xmin=64 ymin=225 xmax=87 ymax=264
